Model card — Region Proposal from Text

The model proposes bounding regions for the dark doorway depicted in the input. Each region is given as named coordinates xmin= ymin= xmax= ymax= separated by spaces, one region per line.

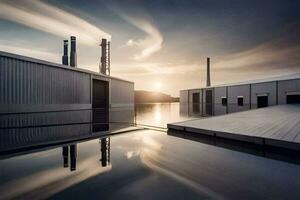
xmin=257 ymin=96 xmax=268 ymax=108
xmin=205 ymin=90 xmax=213 ymax=116
xmin=287 ymin=95 xmax=300 ymax=104
xmin=192 ymin=93 xmax=200 ymax=113
xmin=92 ymin=79 xmax=109 ymax=132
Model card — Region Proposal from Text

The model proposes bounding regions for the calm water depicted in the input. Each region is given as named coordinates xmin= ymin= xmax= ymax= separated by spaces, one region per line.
xmin=0 ymin=103 xmax=300 ymax=200
xmin=135 ymin=102 xmax=193 ymax=128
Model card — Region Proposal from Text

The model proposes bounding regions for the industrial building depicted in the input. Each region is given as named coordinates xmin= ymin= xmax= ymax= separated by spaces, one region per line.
xmin=0 ymin=37 xmax=134 ymax=151
xmin=171 ymin=58 xmax=300 ymax=150
xmin=180 ymin=62 xmax=300 ymax=117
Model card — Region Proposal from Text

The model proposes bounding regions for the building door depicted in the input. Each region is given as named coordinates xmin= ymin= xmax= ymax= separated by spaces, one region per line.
xmin=257 ymin=96 xmax=268 ymax=108
xmin=205 ymin=90 xmax=213 ymax=116
xmin=92 ymin=79 xmax=109 ymax=132
xmin=192 ymin=93 xmax=200 ymax=113
xmin=287 ymin=95 xmax=300 ymax=104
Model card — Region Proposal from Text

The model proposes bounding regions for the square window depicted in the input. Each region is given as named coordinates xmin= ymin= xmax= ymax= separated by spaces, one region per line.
xmin=237 ymin=96 xmax=244 ymax=106
xmin=221 ymin=97 xmax=227 ymax=106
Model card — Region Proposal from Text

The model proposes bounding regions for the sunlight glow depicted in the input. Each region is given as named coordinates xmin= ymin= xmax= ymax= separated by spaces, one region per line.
xmin=154 ymin=81 xmax=162 ymax=91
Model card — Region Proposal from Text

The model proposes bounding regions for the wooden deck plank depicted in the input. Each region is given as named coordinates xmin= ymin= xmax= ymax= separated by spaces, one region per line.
xmin=168 ymin=105 xmax=300 ymax=150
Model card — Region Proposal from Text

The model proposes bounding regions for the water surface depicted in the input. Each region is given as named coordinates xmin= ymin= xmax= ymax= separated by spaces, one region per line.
xmin=0 ymin=103 xmax=300 ymax=200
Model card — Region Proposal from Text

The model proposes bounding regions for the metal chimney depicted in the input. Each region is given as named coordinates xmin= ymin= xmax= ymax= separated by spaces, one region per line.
xmin=100 ymin=38 xmax=107 ymax=74
xmin=206 ymin=57 xmax=211 ymax=87
xmin=206 ymin=57 xmax=210 ymax=87
xmin=70 ymin=36 xmax=77 ymax=68
xmin=62 ymin=40 xmax=68 ymax=65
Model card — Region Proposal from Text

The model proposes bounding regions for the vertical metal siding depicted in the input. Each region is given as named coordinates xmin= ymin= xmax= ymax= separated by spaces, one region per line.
xmin=0 ymin=56 xmax=91 ymax=105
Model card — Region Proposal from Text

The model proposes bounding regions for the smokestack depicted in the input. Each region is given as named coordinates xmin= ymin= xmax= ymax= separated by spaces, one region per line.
xmin=100 ymin=38 xmax=107 ymax=74
xmin=206 ymin=57 xmax=211 ymax=87
xmin=70 ymin=36 xmax=77 ymax=68
xmin=62 ymin=40 xmax=68 ymax=65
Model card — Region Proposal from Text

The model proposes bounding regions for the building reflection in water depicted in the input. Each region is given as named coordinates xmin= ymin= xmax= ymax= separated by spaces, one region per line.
xmin=61 ymin=144 xmax=77 ymax=171
xmin=70 ymin=145 xmax=77 ymax=171
xmin=61 ymin=138 xmax=111 ymax=171
xmin=62 ymin=146 xmax=69 ymax=168
xmin=100 ymin=137 xmax=110 ymax=167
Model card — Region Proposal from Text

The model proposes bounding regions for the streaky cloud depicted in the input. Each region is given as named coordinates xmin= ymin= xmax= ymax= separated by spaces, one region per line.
xmin=0 ymin=41 xmax=60 ymax=62
xmin=214 ymin=21 xmax=300 ymax=72
xmin=110 ymin=2 xmax=163 ymax=60
xmin=0 ymin=0 xmax=111 ymax=45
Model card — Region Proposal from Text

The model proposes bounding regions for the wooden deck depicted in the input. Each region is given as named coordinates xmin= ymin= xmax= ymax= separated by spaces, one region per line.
xmin=168 ymin=105 xmax=300 ymax=150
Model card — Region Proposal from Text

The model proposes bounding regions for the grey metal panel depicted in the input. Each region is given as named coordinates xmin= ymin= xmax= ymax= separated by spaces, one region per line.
xmin=202 ymin=88 xmax=214 ymax=116
xmin=0 ymin=124 xmax=91 ymax=151
xmin=0 ymin=110 xmax=91 ymax=128
xmin=0 ymin=55 xmax=91 ymax=106
xmin=110 ymin=79 xmax=134 ymax=125
xmin=251 ymin=81 xmax=277 ymax=108
xmin=228 ymin=84 xmax=250 ymax=113
xmin=0 ymin=104 xmax=91 ymax=114
xmin=179 ymin=90 xmax=189 ymax=116
xmin=180 ymin=90 xmax=188 ymax=103
xmin=278 ymin=78 xmax=300 ymax=104
xmin=214 ymin=86 xmax=227 ymax=115
xmin=0 ymin=51 xmax=135 ymax=133
xmin=110 ymin=79 xmax=134 ymax=105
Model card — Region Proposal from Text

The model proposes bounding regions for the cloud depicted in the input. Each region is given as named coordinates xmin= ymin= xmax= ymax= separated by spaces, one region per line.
xmin=0 ymin=41 xmax=60 ymax=62
xmin=110 ymin=3 xmax=163 ymax=60
xmin=213 ymin=21 xmax=300 ymax=72
xmin=0 ymin=0 xmax=111 ymax=45
xmin=124 ymin=17 xmax=163 ymax=60
xmin=112 ymin=61 xmax=200 ymax=76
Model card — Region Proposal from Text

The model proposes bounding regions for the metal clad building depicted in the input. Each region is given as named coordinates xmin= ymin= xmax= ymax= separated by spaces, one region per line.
xmin=227 ymin=84 xmax=250 ymax=113
xmin=214 ymin=86 xmax=227 ymax=115
xmin=180 ymin=73 xmax=300 ymax=116
xmin=0 ymin=51 xmax=134 ymax=140
xmin=251 ymin=81 xmax=277 ymax=108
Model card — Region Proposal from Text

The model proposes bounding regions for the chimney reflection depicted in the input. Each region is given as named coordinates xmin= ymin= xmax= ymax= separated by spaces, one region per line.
xmin=62 ymin=146 xmax=69 ymax=168
xmin=61 ymin=144 xmax=77 ymax=171
xmin=70 ymin=144 xmax=77 ymax=171
xmin=100 ymin=137 xmax=110 ymax=167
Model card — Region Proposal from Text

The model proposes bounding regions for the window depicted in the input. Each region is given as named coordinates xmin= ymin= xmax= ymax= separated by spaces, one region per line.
xmin=286 ymin=91 xmax=300 ymax=104
xmin=257 ymin=94 xmax=268 ymax=108
xmin=237 ymin=96 xmax=244 ymax=106
xmin=221 ymin=97 xmax=227 ymax=106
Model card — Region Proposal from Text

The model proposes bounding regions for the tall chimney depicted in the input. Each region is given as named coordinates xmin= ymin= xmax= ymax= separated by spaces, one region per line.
xmin=100 ymin=38 xmax=107 ymax=74
xmin=62 ymin=40 xmax=68 ymax=65
xmin=70 ymin=36 xmax=77 ymax=67
xmin=206 ymin=57 xmax=211 ymax=87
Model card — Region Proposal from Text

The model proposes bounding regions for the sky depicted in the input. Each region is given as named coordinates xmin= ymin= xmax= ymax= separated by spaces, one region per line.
xmin=0 ymin=0 xmax=299 ymax=96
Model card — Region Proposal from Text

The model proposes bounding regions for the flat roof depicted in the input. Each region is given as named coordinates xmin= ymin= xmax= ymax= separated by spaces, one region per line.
xmin=0 ymin=51 xmax=134 ymax=84
xmin=182 ymin=73 xmax=300 ymax=91
xmin=168 ymin=105 xmax=300 ymax=150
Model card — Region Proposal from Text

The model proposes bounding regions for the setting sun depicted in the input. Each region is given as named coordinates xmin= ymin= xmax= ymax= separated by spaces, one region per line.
xmin=154 ymin=81 xmax=162 ymax=91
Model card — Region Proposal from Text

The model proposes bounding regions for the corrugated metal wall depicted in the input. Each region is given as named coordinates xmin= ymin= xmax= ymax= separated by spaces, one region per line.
xmin=179 ymin=90 xmax=189 ymax=116
xmin=110 ymin=78 xmax=134 ymax=130
xmin=0 ymin=56 xmax=90 ymax=106
xmin=182 ymin=77 xmax=300 ymax=117
xmin=0 ymin=52 xmax=135 ymax=137
xmin=0 ymin=51 xmax=134 ymax=151
xmin=214 ymin=87 xmax=227 ymax=115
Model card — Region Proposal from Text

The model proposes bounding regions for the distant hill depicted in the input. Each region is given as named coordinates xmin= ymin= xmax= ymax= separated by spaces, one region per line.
xmin=135 ymin=90 xmax=179 ymax=103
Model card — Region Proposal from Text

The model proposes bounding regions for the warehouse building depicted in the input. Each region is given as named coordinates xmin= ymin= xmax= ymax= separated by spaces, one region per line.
xmin=180 ymin=73 xmax=300 ymax=117
xmin=0 ymin=45 xmax=134 ymax=146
